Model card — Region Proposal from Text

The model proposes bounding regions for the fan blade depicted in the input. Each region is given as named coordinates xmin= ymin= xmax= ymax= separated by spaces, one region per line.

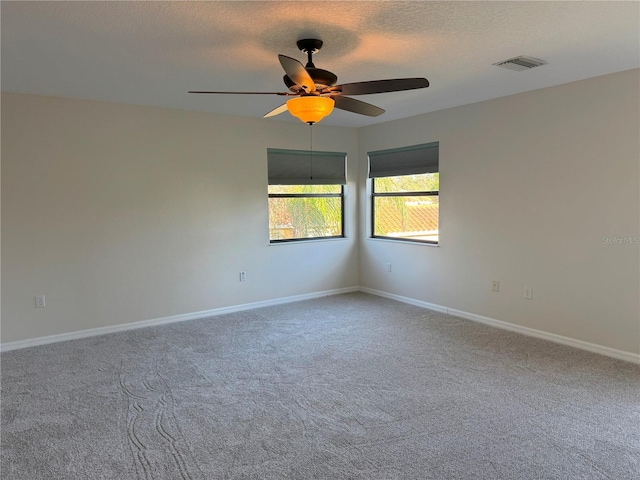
xmin=278 ymin=55 xmax=316 ymax=92
xmin=189 ymin=91 xmax=292 ymax=95
xmin=264 ymin=104 xmax=289 ymax=118
xmin=332 ymin=96 xmax=385 ymax=117
xmin=334 ymin=78 xmax=429 ymax=96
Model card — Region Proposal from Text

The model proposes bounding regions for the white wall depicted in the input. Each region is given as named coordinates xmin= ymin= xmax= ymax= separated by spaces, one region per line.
xmin=1 ymin=93 xmax=359 ymax=343
xmin=358 ymin=69 xmax=640 ymax=355
xmin=3 ymin=69 xmax=639 ymax=356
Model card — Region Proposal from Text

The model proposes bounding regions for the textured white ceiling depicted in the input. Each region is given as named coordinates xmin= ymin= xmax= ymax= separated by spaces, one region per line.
xmin=2 ymin=1 xmax=639 ymax=127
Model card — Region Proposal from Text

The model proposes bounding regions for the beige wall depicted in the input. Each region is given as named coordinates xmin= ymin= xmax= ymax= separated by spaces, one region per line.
xmin=1 ymin=93 xmax=359 ymax=342
xmin=358 ymin=69 xmax=640 ymax=354
xmin=3 ymin=69 xmax=639 ymax=356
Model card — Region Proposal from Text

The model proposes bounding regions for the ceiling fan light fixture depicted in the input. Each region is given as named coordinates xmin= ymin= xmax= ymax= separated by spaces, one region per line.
xmin=190 ymin=39 xmax=430 ymax=121
xmin=286 ymin=96 xmax=334 ymax=124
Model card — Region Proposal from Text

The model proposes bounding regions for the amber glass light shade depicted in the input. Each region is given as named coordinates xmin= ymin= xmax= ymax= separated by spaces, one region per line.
xmin=286 ymin=96 xmax=335 ymax=124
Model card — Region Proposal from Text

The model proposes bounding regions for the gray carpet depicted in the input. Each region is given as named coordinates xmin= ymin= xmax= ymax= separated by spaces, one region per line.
xmin=1 ymin=292 xmax=639 ymax=479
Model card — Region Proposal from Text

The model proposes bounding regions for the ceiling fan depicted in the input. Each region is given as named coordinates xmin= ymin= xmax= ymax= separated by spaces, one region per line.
xmin=189 ymin=39 xmax=429 ymax=124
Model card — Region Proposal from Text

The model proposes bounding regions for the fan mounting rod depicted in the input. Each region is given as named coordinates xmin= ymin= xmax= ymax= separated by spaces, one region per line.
xmin=297 ymin=39 xmax=323 ymax=68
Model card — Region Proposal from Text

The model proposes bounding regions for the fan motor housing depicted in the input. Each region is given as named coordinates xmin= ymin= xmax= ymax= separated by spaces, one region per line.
xmin=284 ymin=68 xmax=338 ymax=92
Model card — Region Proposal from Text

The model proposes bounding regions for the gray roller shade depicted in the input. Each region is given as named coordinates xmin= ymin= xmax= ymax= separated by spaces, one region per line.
xmin=368 ymin=142 xmax=439 ymax=178
xmin=268 ymin=148 xmax=347 ymax=185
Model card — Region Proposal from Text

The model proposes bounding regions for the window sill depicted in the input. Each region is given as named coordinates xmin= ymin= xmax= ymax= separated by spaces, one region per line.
xmin=269 ymin=237 xmax=348 ymax=246
xmin=368 ymin=237 xmax=439 ymax=247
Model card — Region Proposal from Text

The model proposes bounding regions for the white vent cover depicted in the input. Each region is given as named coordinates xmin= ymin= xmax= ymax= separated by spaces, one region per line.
xmin=493 ymin=55 xmax=547 ymax=71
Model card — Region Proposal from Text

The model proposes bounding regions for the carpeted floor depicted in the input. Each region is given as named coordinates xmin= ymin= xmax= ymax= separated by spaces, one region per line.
xmin=1 ymin=292 xmax=639 ymax=479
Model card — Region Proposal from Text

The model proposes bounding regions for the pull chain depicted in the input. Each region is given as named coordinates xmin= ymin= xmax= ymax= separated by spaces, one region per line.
xmin=309 ymin=123 xmax=313 ymax=180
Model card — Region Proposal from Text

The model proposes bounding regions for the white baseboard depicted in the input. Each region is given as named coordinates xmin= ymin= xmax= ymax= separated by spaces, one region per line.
xmin=361 ymin=287 xmax=640 ymax=365
xmin=3 ymin=285 xmax=638 ymax=364
xmin=0 ymin=287 xmax=359 ymax=352
xmin=358 ymin=287 xmax=448 ymax=313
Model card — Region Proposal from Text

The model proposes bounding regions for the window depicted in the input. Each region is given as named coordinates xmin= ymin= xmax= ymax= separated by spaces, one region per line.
xmin=369 ymin=142 xmax=439 ymax=244
xmin=267 ymin=148 xmax=346 ymax=242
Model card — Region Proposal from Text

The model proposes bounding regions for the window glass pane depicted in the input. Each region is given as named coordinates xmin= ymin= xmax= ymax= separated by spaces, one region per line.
xmin=268 ymin=185 xmax=342 ymax=194
xmin=374 ymin=195 xmax=439 ymax=243
xmin=373 ymin=173 xmax=439 ymax=193
xmin=269 ymin=196 xmax=342 ymax=240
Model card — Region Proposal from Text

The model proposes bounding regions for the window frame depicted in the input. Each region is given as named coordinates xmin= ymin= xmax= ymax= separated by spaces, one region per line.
xmin=367 ymin=142 xmax=440 ymax=245
xmin=267 ymin=148 xmax=347 ymax=244
xmin=370 ymin=177 xmax=439 ymax=245
xmin=268 ymin=186 xmax=345 ymax=244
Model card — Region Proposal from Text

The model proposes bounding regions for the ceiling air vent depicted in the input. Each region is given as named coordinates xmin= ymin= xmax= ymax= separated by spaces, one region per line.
xmin=493 ymin=55 xmax=547 ymax=72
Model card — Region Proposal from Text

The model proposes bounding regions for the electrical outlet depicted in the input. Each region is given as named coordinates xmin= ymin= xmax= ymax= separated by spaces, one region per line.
xmin=386 ymin=263 xmax=392 ymax=273
xmin=239 ymin=271 xmax=247 ymax=282
xmin=524 ymin=287 xmax=532 ymax=299
xmin=492 ymin=281 xmax=499 ymax=292
xmin=35 ymin=295 xmax=46 ymax=308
